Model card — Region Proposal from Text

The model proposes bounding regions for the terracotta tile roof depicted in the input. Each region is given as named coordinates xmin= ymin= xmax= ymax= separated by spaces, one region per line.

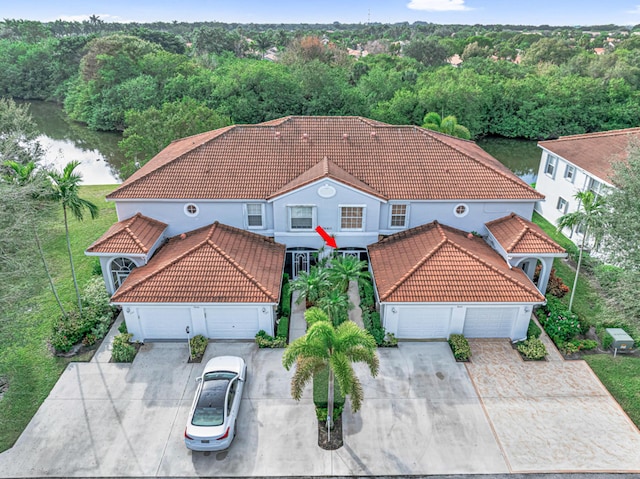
xmin=267 ymin=156 xmax=386 ymax=200
xmin=368 ymin=222 xmax=545 ymax=303
xmin=485 ymin=213 xmax=566 ymax=255
xmin=110 ymin=222 xmax=285 ymax=304
xmin=108 ymin=116 xmax=541 ymax=201
xmin=539 ymin=128 xmax=640 ymax=184
xmin=86 ymin=213 xmax=167 ymax=255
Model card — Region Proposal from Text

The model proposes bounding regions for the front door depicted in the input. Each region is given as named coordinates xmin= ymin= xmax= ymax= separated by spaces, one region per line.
xmin=293 ymin=251 xmax=309 ymax=279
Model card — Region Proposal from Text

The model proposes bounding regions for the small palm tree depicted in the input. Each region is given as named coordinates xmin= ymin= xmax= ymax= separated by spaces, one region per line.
xmin=283 ymin=309 xmax=379 ymax=431
xmin=316 ymin=289 xmax=352 ymax=326
xmin=422 ymin=111 xmax=471 ymax=140
xmin=290 ymin=265 xmax=331 ymax=307
xmin=3 ymin=160 xmax=65 ymax=315
xmin=328 ymin=254 xmax=370 ymax=293
xmin=48 ymin=161 xmax=99 ymax=313
xmin=557 ymin=190 xmax=606 ymax=311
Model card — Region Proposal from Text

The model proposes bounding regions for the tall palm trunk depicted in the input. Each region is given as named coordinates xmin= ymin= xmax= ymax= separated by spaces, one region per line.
xmin=34 ymin=226 xmax=65 ymax=316
xmin=63 ymin=206 xmax=82 ymax=313
xmin=327 ymin=367 xmax=335 ymax=439
xmin=569 ymin=225 xmax=588 ymax=312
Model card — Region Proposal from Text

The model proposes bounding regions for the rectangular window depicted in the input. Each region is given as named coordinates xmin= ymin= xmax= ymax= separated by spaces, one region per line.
xmin=587 ymin=177 xmax=602 ymax=197
xmin=545 ymin=154 xmax=558 ymax=178
xmin=290 ymin=206 xmax=313 ymax=230
xmin=564 ymin=165 xmax=575 ymax=182
xmin=246 ymin=203 xmax=263 ymax=228
xmin=556 ymin=197 xmax=568 ymax=213
xmin=340 ymin=206 xmax=364 ymax=230
xmin=390 ymin=204 xmax=408 ymax=228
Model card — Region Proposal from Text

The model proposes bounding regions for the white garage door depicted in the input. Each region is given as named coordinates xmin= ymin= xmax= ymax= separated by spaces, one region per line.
xmin=204 ymin=307 xmax=260 ymax=339
xmin=463 ymin=307 xmax=519 ymax=338
xmin=396 ymin=306 xmax=452 ymax=339
xmin=139 ymin=307 xmax=192 ymax=340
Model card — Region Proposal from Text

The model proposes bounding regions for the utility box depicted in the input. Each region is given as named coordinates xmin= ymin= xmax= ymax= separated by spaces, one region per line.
xmin=606 ymin=328 xmax=634 ymax=352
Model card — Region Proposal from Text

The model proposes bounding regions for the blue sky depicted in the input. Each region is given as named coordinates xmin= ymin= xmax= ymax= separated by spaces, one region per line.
xmin=4 ymin=0 xmax=640 ymax=26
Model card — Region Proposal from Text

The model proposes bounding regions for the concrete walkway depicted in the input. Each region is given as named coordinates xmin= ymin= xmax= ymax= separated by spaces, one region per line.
xmin=91 ymin=311 xmax=124 ymax=363
xmin=288 ymin=290 xmax=307 ymax=342
xmin=347 ymin=280 xmax=364 ymax=328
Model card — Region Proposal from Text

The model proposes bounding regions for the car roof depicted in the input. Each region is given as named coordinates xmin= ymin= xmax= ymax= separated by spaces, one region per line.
xmin=203 ymin=355 xmax=244 ymax=375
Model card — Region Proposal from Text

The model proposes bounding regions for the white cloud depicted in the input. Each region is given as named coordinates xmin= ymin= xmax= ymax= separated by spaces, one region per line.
xmin=627 ymin=5 xmax=640 ymax=14
xmin=52 ymin=13 xmax=127 ymax=23
xmin=407 ymin=0 xmax=471 ymax=12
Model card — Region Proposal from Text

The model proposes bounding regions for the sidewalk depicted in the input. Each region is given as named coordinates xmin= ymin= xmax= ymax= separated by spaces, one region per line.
xmin=91 ymin=310 xmax=124 ymax=363
xmin=289 ymin=290 xmax=307 ymax=342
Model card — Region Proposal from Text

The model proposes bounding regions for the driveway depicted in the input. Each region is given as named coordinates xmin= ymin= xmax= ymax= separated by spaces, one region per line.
xmin=465 ymin=339 xmax=640 ymax=473
xmin=1 ymin=338 xmax=639 ymax=476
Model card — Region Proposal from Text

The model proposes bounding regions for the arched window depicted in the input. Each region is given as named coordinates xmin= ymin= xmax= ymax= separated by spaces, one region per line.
xmin=110 ymin=257 xmax=137 ymax=290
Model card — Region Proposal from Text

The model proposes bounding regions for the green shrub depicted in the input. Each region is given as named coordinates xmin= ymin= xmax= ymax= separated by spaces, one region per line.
xmin=537 ymin=296 xmax=581 ymax=345
xmin=313 ymin=366 xmax=345 ymax=408
xmin=91 ymin=258 xmax=103 ymax=276
xmin=50 ymin=310 xmax=93 ymax=353
xmin=82 ymin=333 xmax=97 ymax=347
xmin=118 ymin=320 xmax=128 ymax=334
xmin=189 ymin=335 xmax=208 ymax=358
xmin=276 ymin=316 xmax=289 ymax=339
xmin=517 ymin=338 xmax=547 ymax=360
xmin=382 ymin=332 xmax=398 ymax=347
xmin=255 ymin=330 xmax=286 ymax=348
xmin=111 ymin=333 xmax=136 ymax=362
xmin=315 ymin=404 xmax=344 ymax=422
xmin=448 ymin=334 xmax=472 ymax=361
xmin=527 ymin=319 xmax=542 ymax=339
xmin=600 ymin=328 xmax=614 ymax=350
xmin=359 ymin=279 xmax=375 ymax=311
xmin=82 ymin=277 xmax=115 ymax=317
xmin=279 ymin=274 xmax=292 ymax=318
xmin=563 ymin=338 xmax=598 ymax=353
xmin=561 ymin=341 xmax=580 ymax=355
xmin=579 ymin=339 xmax=598 ymax=350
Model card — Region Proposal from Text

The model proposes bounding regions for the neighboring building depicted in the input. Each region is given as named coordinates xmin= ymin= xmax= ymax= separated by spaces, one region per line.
xmin=87 ymin=116 xmax=565 ymax=342
xmin=536 ymin=128 xmax=640 ymax=244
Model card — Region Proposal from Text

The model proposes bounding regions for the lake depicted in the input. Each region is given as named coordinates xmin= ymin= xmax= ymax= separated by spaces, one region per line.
xmin=26 ymin=101 xmax=125 ymax=185
xmin=26 ymin=102 xmax=540 ymax=185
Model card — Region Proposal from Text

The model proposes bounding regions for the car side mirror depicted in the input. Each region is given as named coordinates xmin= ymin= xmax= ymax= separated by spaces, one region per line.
xmin=195 ymin=377 xmax=202 ymax=383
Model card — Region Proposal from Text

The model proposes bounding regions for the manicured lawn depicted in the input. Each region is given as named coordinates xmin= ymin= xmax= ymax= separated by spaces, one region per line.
xmin=584 ymin=354 xmax=640 ymax=428
xmin=0 ymin=185 xmax=117 ymax=452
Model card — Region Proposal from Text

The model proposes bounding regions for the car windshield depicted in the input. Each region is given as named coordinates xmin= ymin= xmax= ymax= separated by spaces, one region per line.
xmin=192 ymin=371 xmax=237 ymax=427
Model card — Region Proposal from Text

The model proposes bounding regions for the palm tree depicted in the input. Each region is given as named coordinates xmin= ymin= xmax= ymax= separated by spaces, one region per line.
xmin=48 ymin=161 xmax=98 ymax=313
xmin=557 ymin=190 xmax=606 ymax=311
xmin=328 ymin=255 xmax=370 ymax=293
xmin=283 ymin=309 xmax=379 ymax=434
xmin=316 ymin=289 xmax=352 ymax=326
xmin=290 ymin=265 xmax=331 ymax=307
xmin=3 ymin=160 xmax=65 ymax=315
xmin=422 ymin=112 xmax=471 ymax=140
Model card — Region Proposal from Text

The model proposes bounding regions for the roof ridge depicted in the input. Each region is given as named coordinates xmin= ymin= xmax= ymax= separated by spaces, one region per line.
xmin=416 ymin=127 xmax=541 ymax=198
xmin=540 ymin=127 xmax=640 ymax=143
xmin=206 ymin=239 xmax=277 ymax=301
xmin=448 ymin=240 xmax=544 ymax=300
xmin=124 ymin=226 xmax=148 ymax=253
xmin=108 ymin=126 xmax=235 ymax=199
xmin=507 ymin=215 xmax=529 ymax=253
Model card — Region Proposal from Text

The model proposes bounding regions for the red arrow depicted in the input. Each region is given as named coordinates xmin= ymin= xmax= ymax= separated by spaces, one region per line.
xmin=315 ymin=226 xmax=337 ymax=248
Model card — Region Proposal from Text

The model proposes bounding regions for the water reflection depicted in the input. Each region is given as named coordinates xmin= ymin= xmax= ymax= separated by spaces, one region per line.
xmin=478 ymin=136 xmax=541 ymax=185
xmin=25 ymin=101 xmax=124 ymax=185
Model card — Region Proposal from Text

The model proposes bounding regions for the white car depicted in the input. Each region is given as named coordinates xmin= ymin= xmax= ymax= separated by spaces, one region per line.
xmin=184 ymin=356 xmax=246 ymax=451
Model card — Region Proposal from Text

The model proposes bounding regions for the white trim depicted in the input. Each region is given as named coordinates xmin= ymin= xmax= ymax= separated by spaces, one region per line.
xmin=388 ymin=203 xmax=409 ymax=229
xmin=85 ymin=252 xmax=147 ymax=258
xmin=339 ymin=204 xmax=366 ymax=231
xmin=267 ymin=178 xmax=387 ymax=203
xmin=113 ymin=301 xmax=278 ymax=307
xmin=244 ymin=202 xmax=265 ymax=229
xmin=453 ymin=203 xmax=469 ymax=218
xmin=287 ymin=205 xmax=316 ymax=231
xmin=184 ymin=203 xmax=199 ymax=217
